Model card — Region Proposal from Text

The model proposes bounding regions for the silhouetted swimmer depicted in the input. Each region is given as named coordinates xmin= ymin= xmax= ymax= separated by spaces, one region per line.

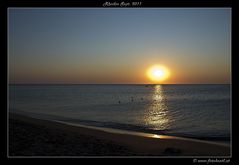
xmin=131 ymin=97 xmax=134 ymax=102
xmin=118 ymin=101 xmax=121 ymax=104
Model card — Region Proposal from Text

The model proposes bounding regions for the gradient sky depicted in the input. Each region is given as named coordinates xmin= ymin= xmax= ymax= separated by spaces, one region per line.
xmin=9 ymin=8 xmax=231 ymax=84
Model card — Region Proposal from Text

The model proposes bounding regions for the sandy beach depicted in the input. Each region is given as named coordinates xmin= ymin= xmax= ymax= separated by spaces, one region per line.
xmin=9 ymin=113 xmax=230 ymax=157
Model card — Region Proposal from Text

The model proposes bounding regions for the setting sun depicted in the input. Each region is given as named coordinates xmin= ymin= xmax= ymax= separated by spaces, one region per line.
xmin=147 ymin=65 xmax=170 ymax=83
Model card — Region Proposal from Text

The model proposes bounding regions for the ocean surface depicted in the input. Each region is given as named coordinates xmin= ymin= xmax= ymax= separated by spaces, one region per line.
xmin=9 ymin=84 xmax=231 ymax=142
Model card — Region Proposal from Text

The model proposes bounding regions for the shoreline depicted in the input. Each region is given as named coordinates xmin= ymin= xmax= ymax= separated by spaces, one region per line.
xmin=52 ymin=120 xmax=230 ymax=147
xmin=9 ymin=113 xmax=230 ymax=157
xmin=10 ymin=109 xmax=230 ymax=143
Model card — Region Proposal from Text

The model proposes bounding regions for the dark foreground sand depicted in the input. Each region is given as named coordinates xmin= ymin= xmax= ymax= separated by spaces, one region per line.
xmin=9 ymin=113 xmax=230 ymax=157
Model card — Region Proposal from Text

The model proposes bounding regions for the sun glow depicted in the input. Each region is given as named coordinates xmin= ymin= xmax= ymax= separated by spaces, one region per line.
xmin=147 ymin=65 xmax=170 ymax=82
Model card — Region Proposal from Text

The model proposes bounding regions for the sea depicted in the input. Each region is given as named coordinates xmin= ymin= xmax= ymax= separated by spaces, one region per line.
xmin=9 ymin=84 xmax=231 ymax=143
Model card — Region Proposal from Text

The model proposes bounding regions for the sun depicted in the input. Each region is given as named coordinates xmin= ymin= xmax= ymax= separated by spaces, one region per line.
xmin=147 ymin=65 xmax=170 ymax=83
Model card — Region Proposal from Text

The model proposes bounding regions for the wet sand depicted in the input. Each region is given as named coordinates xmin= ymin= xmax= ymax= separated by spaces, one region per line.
xmin=9 ymin=113 xmax=230 ymax=157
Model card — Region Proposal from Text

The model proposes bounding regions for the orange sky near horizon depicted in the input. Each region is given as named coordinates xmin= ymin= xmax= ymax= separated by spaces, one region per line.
xmin=9 ymin=60 xmax=230 ymax=84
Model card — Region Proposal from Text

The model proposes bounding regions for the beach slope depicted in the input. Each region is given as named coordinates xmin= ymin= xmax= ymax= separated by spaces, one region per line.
xmin=9 ymin=113 xmax=230 ymax=157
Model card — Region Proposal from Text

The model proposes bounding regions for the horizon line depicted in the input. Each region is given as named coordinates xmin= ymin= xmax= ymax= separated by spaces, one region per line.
xmin=8 ymin=83 xmax=231 ymax=85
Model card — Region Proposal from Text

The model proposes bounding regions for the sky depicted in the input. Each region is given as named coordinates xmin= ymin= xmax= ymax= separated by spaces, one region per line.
xmin=9 ymin=8 xmax=231 ymax=84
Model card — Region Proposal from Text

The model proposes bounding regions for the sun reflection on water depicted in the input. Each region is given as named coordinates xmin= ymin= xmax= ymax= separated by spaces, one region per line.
xmin=152 ymin=134 xmax=161 ymax=138
xmin=143 ymin=85 xmax=170 ymax=131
